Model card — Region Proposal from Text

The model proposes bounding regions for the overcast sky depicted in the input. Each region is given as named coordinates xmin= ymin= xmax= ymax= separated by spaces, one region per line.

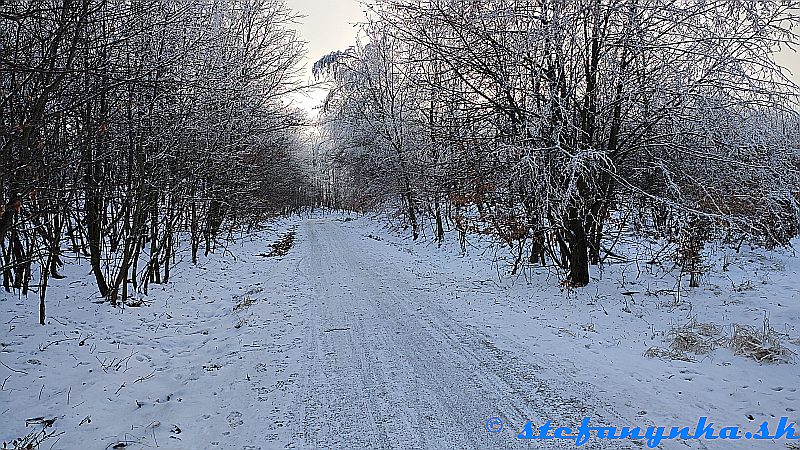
xmin=284 ymin=0 xmax=364 ymax=113
xmin=287 ymin=0 xmax=364 ymax=72
xmin=285 ymin=0 xmax=800 ymax=114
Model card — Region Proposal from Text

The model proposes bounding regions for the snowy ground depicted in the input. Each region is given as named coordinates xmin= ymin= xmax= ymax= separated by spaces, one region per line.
xmin=1 ymin=213 xmax=798 ymax=449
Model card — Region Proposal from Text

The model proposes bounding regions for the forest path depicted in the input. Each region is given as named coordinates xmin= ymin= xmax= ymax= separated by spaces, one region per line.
xmin=281 ymin=217 xmax=622 ymax=449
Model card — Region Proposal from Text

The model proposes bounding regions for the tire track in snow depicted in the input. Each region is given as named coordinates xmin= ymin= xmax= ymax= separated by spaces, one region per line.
xmin=292 ymin=219 xmax=630 ymax=450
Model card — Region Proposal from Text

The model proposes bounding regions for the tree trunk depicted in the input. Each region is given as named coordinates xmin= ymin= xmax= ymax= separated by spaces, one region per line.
xmin=86 ymin=191 xmax=110 ymax=298
xmin=566 ymin=215 xmax=590 ymax=287
xmin=434 ymin=198 xmax=444 ymax=244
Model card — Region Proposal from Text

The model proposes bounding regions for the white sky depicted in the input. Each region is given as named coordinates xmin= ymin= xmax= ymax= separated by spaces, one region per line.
xmin=284 ymin=0 xmax=365 ymax=114
xmin=284 ymin=0 xmax=800 ymax=115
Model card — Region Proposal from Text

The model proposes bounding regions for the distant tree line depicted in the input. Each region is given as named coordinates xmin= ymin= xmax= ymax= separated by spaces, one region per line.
xmin=1 ymin=0 xmax=314 ymax=321
xmin=315 ymin=0 xmax=800 ymax=287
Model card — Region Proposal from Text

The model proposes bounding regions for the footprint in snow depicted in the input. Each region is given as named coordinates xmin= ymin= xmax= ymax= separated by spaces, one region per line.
xmin=227 ymin=411 xmax=244 ymax=428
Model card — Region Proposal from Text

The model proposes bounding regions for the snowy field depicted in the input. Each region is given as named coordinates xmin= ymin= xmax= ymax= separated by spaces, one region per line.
xmin=1 ymin=213 xmax=798 ymax=449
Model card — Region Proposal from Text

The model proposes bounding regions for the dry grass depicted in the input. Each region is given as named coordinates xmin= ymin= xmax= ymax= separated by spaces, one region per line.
xmin=729 ymin=320 xmax=795 ymax=365
xmin=2 ymin=421 xmax=59 ymax=450
xmin=259 ymin=227 xmax=298 ymax=258
xmin=645 ymin=317 xmax=795 ymax=365
xmin=669 ymin=319 xmax=727 ymax=355
xmin=644 ymin=346 xmax=694 ymax=362
xmin=233 ymin=296 xmax=256 ymax=313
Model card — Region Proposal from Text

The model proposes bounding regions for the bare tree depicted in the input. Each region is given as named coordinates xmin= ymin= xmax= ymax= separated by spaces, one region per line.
xmin=318 ymin=0 xmax=800 ymax=286
xmin=1 ymin=0 xmax=313 ymax=320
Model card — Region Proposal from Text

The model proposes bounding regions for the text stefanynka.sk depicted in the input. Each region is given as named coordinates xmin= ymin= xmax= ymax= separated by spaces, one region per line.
xmin=485 ymin=416 xmax=799 ymax=447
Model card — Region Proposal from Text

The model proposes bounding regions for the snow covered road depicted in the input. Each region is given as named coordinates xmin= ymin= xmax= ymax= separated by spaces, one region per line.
xmin=288 ymin=218 xmax=619 ymax=449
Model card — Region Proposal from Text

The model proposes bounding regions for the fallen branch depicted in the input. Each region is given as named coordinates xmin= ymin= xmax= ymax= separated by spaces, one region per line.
xmin=0 ymin=359 xmax=27 ymax=374
xmin=324 ymin=327 xmax=351 ymax=333
xmin=133 ymin=369 xmax=157 ymax=384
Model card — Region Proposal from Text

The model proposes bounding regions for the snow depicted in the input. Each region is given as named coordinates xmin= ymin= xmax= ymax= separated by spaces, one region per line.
xmin=1 ymin=212 xmax=798 ymax=449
